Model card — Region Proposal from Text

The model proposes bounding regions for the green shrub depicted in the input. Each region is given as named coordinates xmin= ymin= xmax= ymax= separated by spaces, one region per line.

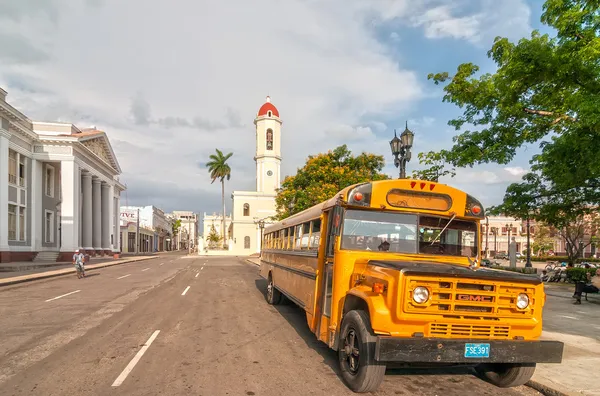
xmin=565 ymin=267 xmax=597 ymax=283
xmin=490 ymin=266 xmax=538 ymax=275
xmin=532 ymin=256 xmax=600 ymax=263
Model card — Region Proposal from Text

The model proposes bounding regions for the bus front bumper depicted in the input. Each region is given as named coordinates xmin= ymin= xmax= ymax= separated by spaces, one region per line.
xmin=375 ymin=337 xmax=564 ymax=364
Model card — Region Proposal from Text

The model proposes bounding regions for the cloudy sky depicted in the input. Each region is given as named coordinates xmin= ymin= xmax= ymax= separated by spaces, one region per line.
xmin=0 ymin=0 xmax=552 ymax=217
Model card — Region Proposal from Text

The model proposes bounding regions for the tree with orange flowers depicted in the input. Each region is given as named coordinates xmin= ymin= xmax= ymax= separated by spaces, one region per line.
xmin=275 ymin=145 xmax=389 ymax=219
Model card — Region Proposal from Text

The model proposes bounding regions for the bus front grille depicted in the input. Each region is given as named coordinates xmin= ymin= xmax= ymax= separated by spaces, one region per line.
xmin=404 ymin=277 xmax=536 ymax=319
xmin=428 ymin=323 xmax=511 ymax=339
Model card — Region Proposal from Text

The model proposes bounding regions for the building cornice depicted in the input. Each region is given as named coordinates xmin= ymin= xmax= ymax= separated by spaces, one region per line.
xmin=0 ymin=127 xmax=11 ymax=139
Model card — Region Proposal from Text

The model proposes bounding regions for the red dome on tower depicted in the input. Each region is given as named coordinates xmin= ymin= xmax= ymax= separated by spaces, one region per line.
xmin=257 ymin=96 xmax=279 ymax=117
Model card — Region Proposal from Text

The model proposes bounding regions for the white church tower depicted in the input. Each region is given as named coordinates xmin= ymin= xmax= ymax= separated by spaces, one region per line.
xmin=228 ymin=96 xmax=282 ymax=255
xmin=254 ymin=96 xmax=282 ymax=193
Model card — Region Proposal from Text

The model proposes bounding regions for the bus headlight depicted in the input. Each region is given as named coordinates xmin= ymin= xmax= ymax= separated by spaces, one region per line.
xmin=516 ymin=293 xmax=530 ymax=309
xmin=413 ymin=287 xmax=430 ymax=304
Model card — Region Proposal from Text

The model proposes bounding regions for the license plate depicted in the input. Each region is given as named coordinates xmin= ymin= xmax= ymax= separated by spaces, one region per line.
xmin=464 ymin=343 xmax=490 ymax=358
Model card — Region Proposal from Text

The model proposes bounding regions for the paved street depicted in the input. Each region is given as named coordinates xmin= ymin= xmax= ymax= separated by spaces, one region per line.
xmin=0 ymin=255 xmax=543 ymax=396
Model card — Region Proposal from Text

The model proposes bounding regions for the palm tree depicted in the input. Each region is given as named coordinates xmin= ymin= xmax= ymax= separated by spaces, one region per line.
xmin=206 ymin=149 xmax=233 ymax=243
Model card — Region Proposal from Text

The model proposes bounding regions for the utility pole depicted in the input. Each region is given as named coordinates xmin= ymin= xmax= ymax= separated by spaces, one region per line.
xmin=135 ymin=208 xmax=140 ymax=255
xmin=188 ymin=216 xmax=191 ymax=255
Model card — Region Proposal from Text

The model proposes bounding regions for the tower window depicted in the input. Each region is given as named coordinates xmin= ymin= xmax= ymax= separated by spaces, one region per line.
xmin=266 ymin=129 xmax=273 ymax=150
xmin=243 ymin=203 xmax=250 ymax=216
xmin=267 ymin=111 xmax=272 ymax=117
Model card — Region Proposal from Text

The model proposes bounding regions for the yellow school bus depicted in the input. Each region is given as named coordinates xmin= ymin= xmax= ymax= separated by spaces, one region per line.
xmin=259 ymin=179 xmax=563 ymax=393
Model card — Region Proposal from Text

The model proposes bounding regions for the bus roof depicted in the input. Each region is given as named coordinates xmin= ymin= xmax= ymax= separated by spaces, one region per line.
xmin=265 ymin=179 xmax=484 ymax=233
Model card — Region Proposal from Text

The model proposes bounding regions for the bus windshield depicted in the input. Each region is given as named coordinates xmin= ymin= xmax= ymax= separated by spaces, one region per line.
xmin=340 ymin=209 xmax=477 ymax=257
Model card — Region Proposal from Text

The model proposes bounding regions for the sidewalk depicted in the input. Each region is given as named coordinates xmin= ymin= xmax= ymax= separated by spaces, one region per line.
xmin=528 ymin=283 xmax=600 ymax=396
xmin=0 ymin=255 xmax=156 ymax=287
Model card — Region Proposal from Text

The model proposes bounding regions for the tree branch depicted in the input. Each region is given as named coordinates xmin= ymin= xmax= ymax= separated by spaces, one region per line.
xmin=523 ymin=108 xmax=577 ymax=122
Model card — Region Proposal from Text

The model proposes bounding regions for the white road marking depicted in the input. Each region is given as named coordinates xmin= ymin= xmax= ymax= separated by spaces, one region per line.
xmin=182 ymin=286 xmax=191 ymax=296
xmin=45 ymin=290 xmax=81 ymax=302
xmin=559 ymin=315 xmax=578 ymax=320
xmin=195 ymin=273 xmax=199 ymax=278
xmin=160 ymin=262 xmax=164 ymax=266
xmin=141 ymin=268 xmax=150 ymax=272
xmin=117 ymin=274 xmax=131 ymax=280
xmin=112 ymin=330 xmax=160 ymax=387
xmin=200 ymin=267 xmax=203 ymax=271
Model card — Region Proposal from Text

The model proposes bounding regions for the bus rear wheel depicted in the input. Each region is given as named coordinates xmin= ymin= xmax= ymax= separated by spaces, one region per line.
xmin=338 ymin=310 xmax=386 ymax=393
xmin=266 ymin=276 xmax=282 ymax=305
xmin=475 ymin=363 xmax=536 ymax=387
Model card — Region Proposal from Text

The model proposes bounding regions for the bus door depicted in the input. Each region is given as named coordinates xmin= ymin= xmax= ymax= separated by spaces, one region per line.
xmin=317 ymin=204 xmax=343 ymax=347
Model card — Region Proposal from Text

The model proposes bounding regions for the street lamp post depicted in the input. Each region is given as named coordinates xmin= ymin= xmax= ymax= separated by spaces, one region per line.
xmin=485 ymin=216 xmax=489 ymax=259
xmin=525 ymin=216 xmax=532 ymax=267
xmin=258 ymin=219 xmax=265 ymax=257
xmin=506 ymin=223 xmax=513 ymax=252
xmin=389 ymin=122 xmax=415 ymax=179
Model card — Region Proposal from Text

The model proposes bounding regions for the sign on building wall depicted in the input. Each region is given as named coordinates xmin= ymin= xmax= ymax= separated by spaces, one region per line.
xmin=120 ymin=209 xmax=138 ymax=223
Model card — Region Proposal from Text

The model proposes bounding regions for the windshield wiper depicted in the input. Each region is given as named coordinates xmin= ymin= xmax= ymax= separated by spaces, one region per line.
xmin=429 ymin=212 xmax=457 ymax=246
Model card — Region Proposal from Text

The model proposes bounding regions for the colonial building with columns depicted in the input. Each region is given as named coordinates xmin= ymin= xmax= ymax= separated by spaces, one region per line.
xmin=229 ymin=96 xmax=282 ymax=255
xmin=0 ymin=87 xmax=125 ymax=263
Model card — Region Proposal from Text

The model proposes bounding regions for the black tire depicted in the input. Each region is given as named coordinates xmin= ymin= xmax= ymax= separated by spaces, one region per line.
xmin=338 ymin=310 xmax=386 ymax=393
xmin=265 ymin=275 xmax=282 ymax=305
xmin=475 ymin=363 xmax=536 ymax=387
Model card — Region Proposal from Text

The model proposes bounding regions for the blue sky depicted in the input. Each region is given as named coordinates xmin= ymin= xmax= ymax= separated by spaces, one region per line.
xmin=0 ymin=0 xmax=556 ymax=215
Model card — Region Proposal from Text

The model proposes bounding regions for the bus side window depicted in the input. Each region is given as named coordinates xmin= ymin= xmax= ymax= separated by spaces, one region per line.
xmin=301 ymin=222 xmax=310 ymax=249
xmin=309 ymin=219 xmax=321 ymax=250
xmin=326 ymin=206 xmax=343 ymax=257
xmin=295 ymin=225 xmax=302 ymax=250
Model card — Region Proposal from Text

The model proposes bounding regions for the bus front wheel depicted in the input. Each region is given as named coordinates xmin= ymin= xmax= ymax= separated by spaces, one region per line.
xmin=475 ymin=363 xmax=536 ymax=387
xmin=266 ymin=276 xmax=282 ymax=305
xmin=338 ymin=310 xmax=386 ymax=393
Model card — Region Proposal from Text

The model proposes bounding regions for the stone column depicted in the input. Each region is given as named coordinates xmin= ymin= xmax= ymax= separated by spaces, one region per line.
xmin=108 ymin=184 xmax=115 ymax=252
xmin=101 ymin=182 xmax=110 ymax=253
xmin=82 ymin=173 xmax=93 ymax=251
xmin=92 ymin=178 xmax=102 ymax=253
xmin=0 ymin=131 xmax=11 ymax=262
xmin=30 ymin=159 xmax=43 ymax=252
xmin=114 ymin=192 xmax=121 ymax=253
xmin=58 ymin=160 xmax=80 ymax=261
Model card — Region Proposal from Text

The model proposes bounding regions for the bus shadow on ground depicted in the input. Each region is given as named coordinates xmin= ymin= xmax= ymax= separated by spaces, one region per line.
xmin=254 ymin=278 xmax=480 ymax=382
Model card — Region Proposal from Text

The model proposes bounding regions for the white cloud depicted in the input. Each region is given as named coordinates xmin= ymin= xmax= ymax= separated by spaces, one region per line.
xmin=504 ymin=166 xmax=528 ymax=177
xmin=407 ymin=0 xmax=532 ymax=45
xmin=411 ymin=5 xmax=482 ymax=41
xmin=0 ymin=0 xmax=534 ymax=214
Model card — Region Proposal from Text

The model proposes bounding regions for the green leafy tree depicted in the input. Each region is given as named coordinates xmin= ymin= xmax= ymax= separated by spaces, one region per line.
xmin=424 ymin=0 xmax=599 ymax=188
xmin=170 ymin=219 xmax=181 ymax=250
xmin=530 ymin=223 xmax=555 ymax=256
xmin=275 ymin=145 xmax=389 ymax=219
xmin=206 ymin=149 xmax=233 ymax=242
xmin=412 ymin=151 xmax=456 ymax=182
xmin=421 ymin=0 xmax=599 ymax=261
xmin=206 ymin=225 xmax=222 ymax=248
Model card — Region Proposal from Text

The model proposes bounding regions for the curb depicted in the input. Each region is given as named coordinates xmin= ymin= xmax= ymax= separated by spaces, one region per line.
xmin=526 ymin=380 xmax=573 ymax=396
xmin=246 ymin=259 xmax=260 ymax=266
xmin=0 ymin=256 xmax=155 ymax=287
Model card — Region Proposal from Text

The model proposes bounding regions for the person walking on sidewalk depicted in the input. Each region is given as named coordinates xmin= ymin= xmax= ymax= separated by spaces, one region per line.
xmin=573 ymin=270 xmax=600 ymax=304
xmin=73 ymin=249 xmax=86 ymax=279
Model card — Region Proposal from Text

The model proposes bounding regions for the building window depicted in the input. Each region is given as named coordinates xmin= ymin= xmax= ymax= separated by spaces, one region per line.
xmin=244 ymin=236 xmax=250 ymax=249
xmin=19 ymin=206 xmax=25 ymax=241
xmin=45 ymin=165 xmax=55 ymax=197
xmin=243 ymin=203 xmax=250 ymax=216
xmin=45 ymin=210 xmax=54 ymax=243
xmin=8 ymin=150 xmax=17 ymax=185
xmin=18 ymin=154 xmax=25 ymax=187
xmin=8 ymin=204 xmax=17 ymax=240
xmin=266 ymin=129 xmax=273 ymax=150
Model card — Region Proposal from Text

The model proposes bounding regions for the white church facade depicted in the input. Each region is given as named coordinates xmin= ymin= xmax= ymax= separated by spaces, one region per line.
xmin=229 ymin=96 xmax=282 ymax=255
